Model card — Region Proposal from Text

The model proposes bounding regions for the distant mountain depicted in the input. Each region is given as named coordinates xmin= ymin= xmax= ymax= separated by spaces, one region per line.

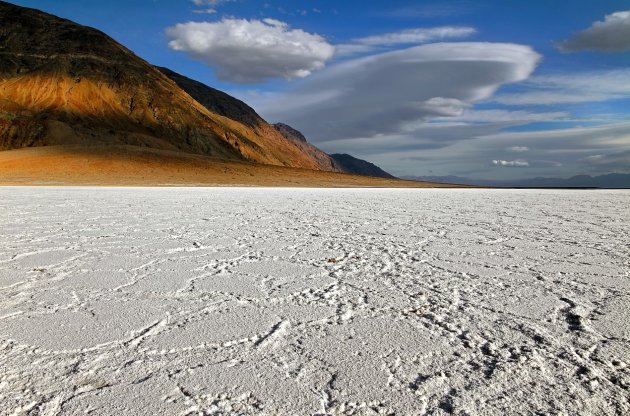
xmin=330 ymin=154 xmax=397 ymax=179
xmin=0 ymin=1 xmax=337 ymax=171
xmin=271 ymin=123 xmax=342 ymax=172
xmin=270 ymin=123 xmax=396 ymax=178
xmin=405 ymin=173 xmax=630 ymax=188
xmin=272 ymin=123 xmax=308 ymax=143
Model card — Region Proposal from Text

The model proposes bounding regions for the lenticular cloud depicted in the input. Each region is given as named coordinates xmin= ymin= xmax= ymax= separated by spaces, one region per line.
xmin=257 ymin=42 xmax=541 ymax=142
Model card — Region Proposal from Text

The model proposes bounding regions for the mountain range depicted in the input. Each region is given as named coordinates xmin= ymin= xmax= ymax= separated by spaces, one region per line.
xmin=0 ymin=1 xmax=397 ymax=184
xmin=405 ymin=174 xmax=630 ymax=189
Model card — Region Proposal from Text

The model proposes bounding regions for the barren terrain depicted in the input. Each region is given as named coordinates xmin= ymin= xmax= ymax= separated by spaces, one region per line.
xmin=0 ymin=146 xmax=450 ymax=188
xmin=0 ymin=188 xmax=628 ymax=415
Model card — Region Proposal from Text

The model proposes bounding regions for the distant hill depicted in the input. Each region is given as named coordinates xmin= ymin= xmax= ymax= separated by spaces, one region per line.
xmin=271 ymin=123 xmax=342 ymax=172
xmin=270 ymin=123 xmax=395 ymax=178
xmin=272 ymin=123 xmax=308 ymax=143
xmin=0 ymin=1 xmax=338 ymax=171
xmin=330 ymin=154 xmax=397 ymax=179
xmin=406 ymin=173 xmax=630 ymax=188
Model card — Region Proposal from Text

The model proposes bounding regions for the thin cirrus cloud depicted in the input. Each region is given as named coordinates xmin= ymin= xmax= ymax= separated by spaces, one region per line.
xmin=353 ymin=26 xmax=476 ymax=46
xmin=193 ymin=9 xmax=217 ymax=14
xmin=166 ymin=18 xmax=335 ymax=83
xmin=492 ymin=69 xmax=630 ymax=105
xmin=191 ymin=0 xmax=231 ymax=14
xmin=558 ymin=10 xmax=630 ymax=52
xmin=255 ymin=42 xmax=541 ymax=142
xmin=386 ymin=2 xmax=474 ymax=18
xmin=336 ymin=26 xmax=476 ymax=57
xmin=581 ymin=150 xmax=630 ymax=170
xmin=508 ymin=146 xmax=529 ymax=153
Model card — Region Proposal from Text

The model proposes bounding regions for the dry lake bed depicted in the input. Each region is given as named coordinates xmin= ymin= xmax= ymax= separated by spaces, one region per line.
xmin=0 ymin=187 xmax=628 ymax=415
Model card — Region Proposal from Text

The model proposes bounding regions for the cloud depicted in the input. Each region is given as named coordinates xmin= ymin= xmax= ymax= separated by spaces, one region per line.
xmin=191 ymin=0 xmax=231 ymax=13
xmin=508 ymin=146 xmax=529 ymax=153
xmin=558 ymin=11 xmax=630 ymax=52
xmin=192 ymin=0 xmax=230 ymax=5
xmin=353 ymin=27 xmax=476 ymax=46
xmin=256 ymin=42 xmax=541 ymax=141
xmin=492 ymin=159 xmax=529 ymax=167
xmin=480 ymin=122 xmax=630 ymax=149
xmin=334 ymin=44 xmax=376 ymax=57
xmin=386 ymin=2 xmax=474 ymax=18
xmin=193 ymin=8 xmax=217 ymax=14
xmin=305 ymin=118 xmax=630 ymax=179
xmin=581 ymin=150 xmax=630 ymax=171
xmin=430 ymin=109 xmax=568 ymax=124
xmin=336 ymin=26 xmax=476 ymax=57
xmin=492 ymin=69 xmax=630 ymax=105
xmin=166 ymin=19 xmax=335 ymax=83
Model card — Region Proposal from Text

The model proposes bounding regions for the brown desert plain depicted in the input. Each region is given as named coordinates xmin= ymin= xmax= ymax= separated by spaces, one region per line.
xmin=0 ymin=145 xmax=461 ymax=187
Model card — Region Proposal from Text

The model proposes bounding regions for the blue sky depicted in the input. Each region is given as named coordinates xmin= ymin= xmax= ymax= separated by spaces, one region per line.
xmin=12 ymin=0 xmax=630 ymax=179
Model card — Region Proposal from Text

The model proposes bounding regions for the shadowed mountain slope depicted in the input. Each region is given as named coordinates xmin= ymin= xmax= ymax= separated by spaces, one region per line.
xmin=270 ymin=122 xmax=395 ymax=178
xmin=330 ymin=154 xmax=396 ymax=179
xmin=156 ymin=66 xmax=263 ymax=129
xmin=0 ymin=1 xmax=332 ymax=170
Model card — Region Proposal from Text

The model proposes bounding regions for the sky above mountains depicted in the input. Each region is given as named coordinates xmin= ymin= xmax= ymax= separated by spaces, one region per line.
xmin=11 ymin=0 xmax=630 ymax=179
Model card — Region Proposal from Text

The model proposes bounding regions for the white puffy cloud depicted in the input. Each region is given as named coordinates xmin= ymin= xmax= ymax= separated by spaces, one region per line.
xmin=492 ymin=69 xmax=630 ymax=105
xmin=493 ymin=159 xmax=529 ymax=167
xmin=558 ymin=11 xmax=630 ymax=52
xmin=166 ymin=18 xmax=335 ymax=83
xmin=256 ymin=42 xmax=541 ymax=141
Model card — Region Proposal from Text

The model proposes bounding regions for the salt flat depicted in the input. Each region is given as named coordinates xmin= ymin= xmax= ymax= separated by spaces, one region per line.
xmin=0 ymin=187 xmax=628 ymax=415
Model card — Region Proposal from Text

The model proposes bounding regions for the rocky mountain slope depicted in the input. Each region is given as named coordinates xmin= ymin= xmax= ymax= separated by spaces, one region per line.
xmin=0 ymin=1 xmax=331 ymax=170
xmin=272 ymin=123 xmax=309 ymax=143
xmin=271 ymin=123 xmax=343 ymax=173
xmin=271 ymin=122 xmax=396 ymax=178
xmin=155 ymin=67 xmax=340 ymax=172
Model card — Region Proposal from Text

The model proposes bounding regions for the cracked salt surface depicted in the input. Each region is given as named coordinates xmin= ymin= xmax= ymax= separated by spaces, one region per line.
xmin=0 ymin=187 xmax=629 ymax=415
